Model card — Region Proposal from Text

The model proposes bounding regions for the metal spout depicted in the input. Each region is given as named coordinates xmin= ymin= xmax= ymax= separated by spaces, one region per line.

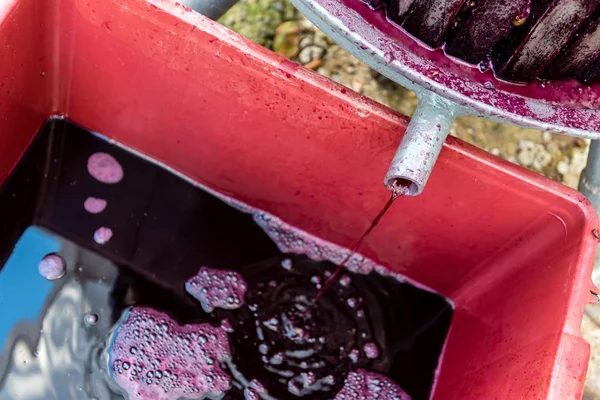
xmin=384 ymin=92 xmax=457 ymax=196
xmin=179 ymin=0 xmax=239 ymax=20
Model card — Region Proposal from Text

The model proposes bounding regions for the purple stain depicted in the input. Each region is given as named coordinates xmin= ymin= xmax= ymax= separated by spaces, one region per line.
xmin=363 ymin=342 xmax=380 ymax=359
xmin=107 ymin=307 xmax=232 ymax=400
xmin=185 ymin=267 xmax=248 ymax=313
xmin=38 ymin=254 xmax=66 ymax=281
xmin=94 ymin=227 xmax=113 ymax=245
xmin=87 ymin=152 xmax=124 ymax=184
xmin=84 ymin=197 xmax=107 ymax=214
xmin=334 ymin=370 xmax=412 ymax=400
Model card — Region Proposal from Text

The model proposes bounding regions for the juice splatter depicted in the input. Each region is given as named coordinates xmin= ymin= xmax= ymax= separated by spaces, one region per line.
xmin=334 ymin=370 xmax=412 ymax=400
xmin=84 ymin=197 xmax=107 ymax=214
xmin=94 ymin=227 xmax=113 ymax=245
xmin=38 ymin=253 xmax=66 ymax=281
xmin=87 ymin=152 xmax=124 ymax=184
xmin=185 ymin=267 xmax=248 ymax=313
xmin=107 ymin=307 xmax=231 ymax=400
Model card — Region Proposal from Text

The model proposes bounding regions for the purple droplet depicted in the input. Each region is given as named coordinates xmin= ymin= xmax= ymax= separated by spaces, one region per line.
xmin=94 ymin=227 xmax=113 ymax=245
xmin=334 ymin=370 xmax=412 ymax=400
xmin=38 ymin=254 xmax=66 ymax=281
xmin=185 ymin=267 xmax=248 ymax=313
xmin=84 ymin=197 xmax=107 ymax=214
xmin=87 ymin=152 xmax=124 ymax=184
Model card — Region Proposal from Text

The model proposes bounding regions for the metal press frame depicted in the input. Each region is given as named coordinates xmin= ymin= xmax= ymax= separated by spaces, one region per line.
xmin=184 ymin=0 xmax=600 ymax=211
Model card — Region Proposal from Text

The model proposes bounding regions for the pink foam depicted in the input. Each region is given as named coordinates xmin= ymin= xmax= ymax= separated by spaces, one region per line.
xmin=84 ymin=196 xmax=107 ymax=214
xmin=108 ymin=307 xmax=231 ymax=400
xmin=185 ymin=267 xmax=248 ymax=313
xmin=252 ymin=213 xmax=376 ymax=275
xmin=334 ymin=369 xmax=412 ymax=400
xmin=94 ymin=227 xmax=113 ymax=245
xmin=363 ymin=342 xmax=380 ymax=359
xmin=87 ymin=152 xmax=124 ymax=184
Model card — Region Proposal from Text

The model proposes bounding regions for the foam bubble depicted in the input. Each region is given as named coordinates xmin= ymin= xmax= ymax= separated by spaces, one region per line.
xmin=84 ymin=197 xmax=107 ymax=214
xmin=252 ymin=213 xmax=376 ymax=275
xmin=94 ymin=227 xmax=113 ymax=245
xmin=185 ymin=267 xmax=248 ymax=313
xmin=85 ymin=313 xmax=99 ymax=325
xmin=339 ymin=275 xmax=352 ymax=287
xmin=107 ymin=307 xmax=231 ymax=400
xmin=38 ymin=254 xmax=66 ymax=281
xmin=363 ymin=342 xmax=380 ymax=359
xmin=87 ymin=152 xmax=124 ymax=184
xmin=334 ymin=370 xmax=412 ymax=400
xmin=280 ymin=258 xmax=293 ymax=270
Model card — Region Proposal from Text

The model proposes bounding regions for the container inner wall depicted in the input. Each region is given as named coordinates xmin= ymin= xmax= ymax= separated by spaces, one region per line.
xmin=0 ymin=0 xmax=597 ymax=398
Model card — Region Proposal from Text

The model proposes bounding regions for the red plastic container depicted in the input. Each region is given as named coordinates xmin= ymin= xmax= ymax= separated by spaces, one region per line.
xmin=0 ymin=0 xmax=598 ymax=398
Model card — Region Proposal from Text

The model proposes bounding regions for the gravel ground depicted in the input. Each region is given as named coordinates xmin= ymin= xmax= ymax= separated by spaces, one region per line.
xmin=220 ymin=1 xmax=597 ymax=397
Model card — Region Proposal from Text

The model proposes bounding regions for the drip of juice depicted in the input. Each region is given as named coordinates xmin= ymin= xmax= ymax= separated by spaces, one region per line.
xmin=313 ymin=181 xmax=407 ymax=304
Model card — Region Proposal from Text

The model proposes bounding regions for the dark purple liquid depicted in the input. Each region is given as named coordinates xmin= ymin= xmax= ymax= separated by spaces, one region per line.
xmin=0 ymin=119 xmax=453 ymax=399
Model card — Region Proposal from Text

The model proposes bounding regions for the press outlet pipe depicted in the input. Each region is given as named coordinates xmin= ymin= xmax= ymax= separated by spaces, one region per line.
xmin=384 ymin=92 xmax=456 ymax=196
xmin=179 ymin=0 xmax=239 ymax=20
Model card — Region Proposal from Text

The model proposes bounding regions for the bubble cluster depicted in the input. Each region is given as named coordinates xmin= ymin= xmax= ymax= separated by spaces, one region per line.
xmin=94 ymin=227 xmax=113 ymax=245
xmin=38 ymin=254 xmax=66 ymax=281
xmin=185 ymin=267 xmax=248 ymax=313
xmin=84 ymin=197 xmax=107 ymax=214
xmin=334 ymin=370 xmax=412 ymax=400
xmin=87 ymin=152 xmax=124 ymax=184
xmin=253 ymin=213 xmax=376 ymax=274
xmin=107 ymin=307 xmax=231 ymax=400
xmin=363 ymin=343 xmax=380 ymax=359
